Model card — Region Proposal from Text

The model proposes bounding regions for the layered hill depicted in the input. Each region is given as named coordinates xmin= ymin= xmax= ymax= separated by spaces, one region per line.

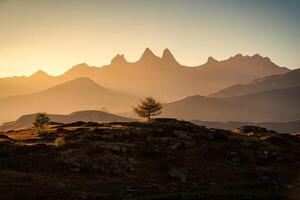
xmin=227 ymin=86 xmax=300 ymax=118
xmin=0 ymin=79 xmax=34 ymax=99
xmin=0 ymin=78 xmax=137 ymax=123
xmin=161 ymin=95 xmax=284 ymax=122
xmin=0 ymin=110 xmax=134 ymax=131
xmin=162 ymin=86 xmax=300 ymax=122
xmin=211 ymin=68 xmax=300 ymax=98
xmin=0 ymin=49 xmax=289 ymax=101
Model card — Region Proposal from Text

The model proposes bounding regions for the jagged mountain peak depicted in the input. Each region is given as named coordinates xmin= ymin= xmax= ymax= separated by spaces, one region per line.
xmin=252 ymin=54 xmax=263 ymax=59
xmin=30 ymin=70 xmax=51 ymax=78
xmin=111 ymin=54 xmax=127 ymax=65
xmin=138 ymin=48 xmax=160 ymax=62
xmin=162 ymin=48 xmax=173 ymax=58
xmin=234 ymin=53 xmax=244 ymax=59
xmin=206 ymin=56 xmax=218 ymax=64
xmin=71 ymin=63 xmax=90 ymax=70
xmin=63 ymin=63 xmax=92 ymax=76
xmin=161 ymin=48 xmax=179 ymax=64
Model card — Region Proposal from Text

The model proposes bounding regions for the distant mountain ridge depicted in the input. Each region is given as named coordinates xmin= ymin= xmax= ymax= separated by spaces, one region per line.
xmin=162 ymin=86 xmax=300 ymax=122
xmin=0 ymin=77 xmax=137 ymax=123
xmin=0 ymin=110 xmax=134 ymax=131
xmin=211 ymin=68 xmax=300 ymax=98
xmin=0 ymin=48 xmax=289 ymax=101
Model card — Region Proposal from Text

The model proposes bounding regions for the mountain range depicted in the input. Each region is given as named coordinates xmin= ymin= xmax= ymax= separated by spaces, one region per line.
xmin=0 ymin=48 xmax=289 ymax=101
xmin=1 ymin=48 xmax=299 ymax=127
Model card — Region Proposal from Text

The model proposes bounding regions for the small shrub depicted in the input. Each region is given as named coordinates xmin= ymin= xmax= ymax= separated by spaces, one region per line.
xmin=54 ymin=137 xmax=66 ymax=147
xmin=34 ymin=113 xmax=50 ymax=129
xmin=35 ymin=129 xmax=49 ymax=136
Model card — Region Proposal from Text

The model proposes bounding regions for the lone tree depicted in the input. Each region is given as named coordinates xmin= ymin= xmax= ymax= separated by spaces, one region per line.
xmin=34 ymin=113 xmax=50 ymax=129
xmin=133 ymin=96 xmax=162 ymax=124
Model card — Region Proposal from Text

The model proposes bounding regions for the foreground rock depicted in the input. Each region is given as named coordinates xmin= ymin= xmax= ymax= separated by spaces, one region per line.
xmin=0 ymin=118 xmax=299 ymax=200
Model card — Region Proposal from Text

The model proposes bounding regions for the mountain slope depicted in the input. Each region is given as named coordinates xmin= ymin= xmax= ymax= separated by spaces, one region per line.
xmin=211 ymin=68 xmax=300 ymax=98
xmin=162 ymin=86 xmax=300 ymax=122
xmin=0 ymin=79 xmax=33 ymax=99
xmin=161 ymin=95 xmax=285 ymax=122
xmin=227 ymin=86 xmax=300 ymax=118
xmin=0 ymin=49 xmax=289 ymax=101
xmin=0 ymin=78 xmax=137 ymax=123
xmin=0 ymin=110 xmax=134 ymax=131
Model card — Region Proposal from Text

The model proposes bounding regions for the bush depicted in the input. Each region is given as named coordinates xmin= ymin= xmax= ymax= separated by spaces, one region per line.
xmin=35 ymin=129 xmax=49 ymax=136
xmin=54 ymin=137 xmax=66 ymax=147
xmin=34 ymin=113 xmax=50 ymax=129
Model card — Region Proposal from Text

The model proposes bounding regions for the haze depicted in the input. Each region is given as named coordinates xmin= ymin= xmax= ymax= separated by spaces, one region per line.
xmin=1 ymin=0 xmax=300 ymax=77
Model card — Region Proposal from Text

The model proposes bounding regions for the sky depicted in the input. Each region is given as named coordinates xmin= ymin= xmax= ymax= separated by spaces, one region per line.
xmin=0 ymin=0 xmax=300 ymax=77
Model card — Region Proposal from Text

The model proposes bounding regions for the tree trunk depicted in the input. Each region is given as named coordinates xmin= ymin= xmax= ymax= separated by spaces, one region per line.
xmin=148 ymin=114 xmax=151 ymax=125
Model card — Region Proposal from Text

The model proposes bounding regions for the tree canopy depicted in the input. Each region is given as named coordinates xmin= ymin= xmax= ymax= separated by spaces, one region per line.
xmin=133 ymin=96 xmax=162 ymax=124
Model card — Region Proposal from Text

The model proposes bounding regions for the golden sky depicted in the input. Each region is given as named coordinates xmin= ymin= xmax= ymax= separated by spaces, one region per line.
xmin=0 ymin=0 xmax=300 ymax=77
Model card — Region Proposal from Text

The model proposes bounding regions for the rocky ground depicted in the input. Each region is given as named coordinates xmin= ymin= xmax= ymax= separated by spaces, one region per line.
xmin=0 ymin=118 xmax=299 ymax=200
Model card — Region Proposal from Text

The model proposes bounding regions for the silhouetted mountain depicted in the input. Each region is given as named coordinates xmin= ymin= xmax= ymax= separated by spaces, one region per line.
xmin=227 ymin=86 xmax=300 ymax=118
xmin=211 ymin=68 xmax=300 ymax=98
xmin=0 ymin=78 xmax=137 ymax=123
xmin=0 ymin=110 xmax=134 ymax=131
xmin=61 ymin=50 xmax=288 ymax=101
xmin=17 ymin=70 xmax=56 ymax=90
xmin=161 ymin=95 xmax=284 ymax=122
xmin=192 ymin=119 xmax=300 ymax=133
xmin=162 ymin=86 xmax=300 ymax=122
xmin=0 ymin=49 xmax=289 ymax=101
xmin=0 ymin=79 xmax=33 ymax=99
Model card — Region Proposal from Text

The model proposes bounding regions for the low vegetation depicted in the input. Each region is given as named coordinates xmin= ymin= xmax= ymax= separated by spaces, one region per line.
xmin=34 ymin=112 xmax=49 ymax=128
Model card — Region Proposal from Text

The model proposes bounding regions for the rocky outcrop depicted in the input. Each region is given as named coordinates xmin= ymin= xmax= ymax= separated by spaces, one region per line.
xmin=0 ymin=118 xmax=298 ymax=199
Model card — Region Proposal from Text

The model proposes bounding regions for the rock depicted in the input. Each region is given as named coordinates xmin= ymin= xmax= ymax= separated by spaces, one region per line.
xmin=84 ymin=122 xmax=100 ymax=127
xmin=168 ymin=169 xmax=187 ymax=183
xmin=284 ymin=184 xmax=294 ymax=189
xmin=102 ymin=134 xmax=114 ymax=139
xmin=170 ymin=142 xmax=181 ymax=150
xmin=174 ymin=131 xmax=192 ymax=140
xmin=0 ymin=134 xmax=11 ymax=140
xmin=234 ymin=126 xmax=277 ymax=134
xmin=62 ymin=121 xmax=86 ymax=127
xmin=206 ymin=132 xmax=214 ymax=140
xmin=276 ymin=156 xmax=283 ymax=162
xmin=99 ymin=144 xmax=128 ymax=153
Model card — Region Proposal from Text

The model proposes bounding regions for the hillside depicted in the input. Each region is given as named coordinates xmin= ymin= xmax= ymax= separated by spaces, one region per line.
xmin=0 ymin=118 xmax=298 ymax=199
xmin=0 ymin=49 xmax=289 ymax=101
xmin=0 ymin=78 xmax=137 ymax=123
xmin=161 ymin=95 xmax=285 ymax=122
xmin=162 ymin=86 xmax=300 ymax=122
xmin=192 ymin=119 xmax=300 ymax=133
xmin=211 ymin=68 xmax=300 ymax=98
xmin=227 ymin=87 xmax=300 ymax=119
xmin=0 ymin=79 xmax=33 ymax=99
xmin=0 ymin=110 xmax=134 ymax=131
